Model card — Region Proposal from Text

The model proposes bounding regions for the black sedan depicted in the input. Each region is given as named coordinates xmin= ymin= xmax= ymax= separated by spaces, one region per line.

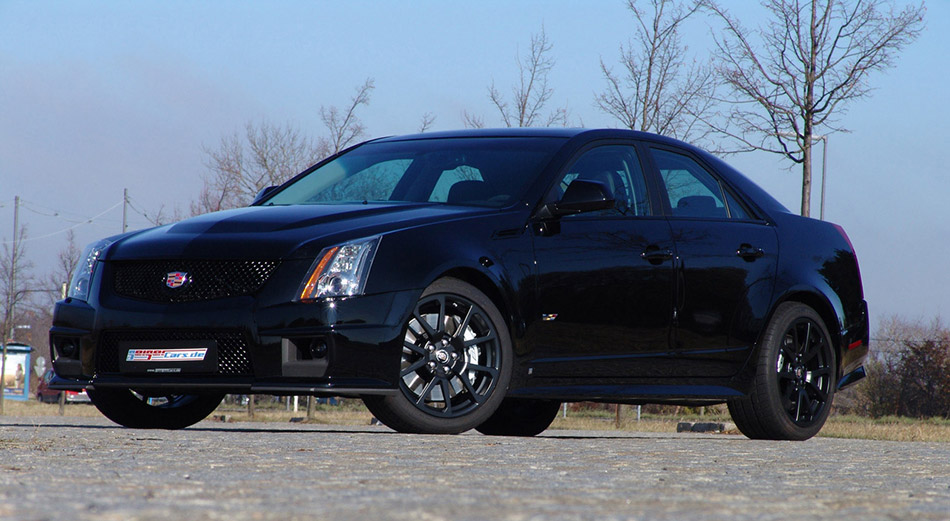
xmin=49 ymin=128 xmax=868 ymax=440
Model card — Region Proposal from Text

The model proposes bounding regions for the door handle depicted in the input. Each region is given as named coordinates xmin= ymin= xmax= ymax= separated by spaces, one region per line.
xmin=641 ymin=248 xmax=674 ymax=263
xmin=737 ymin=244 xmax=765 ymax=260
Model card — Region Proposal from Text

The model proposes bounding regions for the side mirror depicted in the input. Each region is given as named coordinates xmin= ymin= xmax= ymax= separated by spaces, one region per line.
xmin=251 ymin=185 xmax=279 ymax=205
xmin=549 ymin=179 xmax=615 ymax=216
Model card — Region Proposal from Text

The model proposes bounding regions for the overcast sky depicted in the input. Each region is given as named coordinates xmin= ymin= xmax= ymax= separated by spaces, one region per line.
xmin=1 ymin=1 xmax=947 ymax=328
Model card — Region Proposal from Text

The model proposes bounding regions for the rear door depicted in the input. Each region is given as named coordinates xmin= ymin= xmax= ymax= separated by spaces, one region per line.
xmin=647 ymin=146 xmax=778 ymax=377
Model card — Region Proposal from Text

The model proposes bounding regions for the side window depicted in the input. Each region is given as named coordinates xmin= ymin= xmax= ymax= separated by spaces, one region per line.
xmin=550 ymin=145 xmax=651 ymax=217
xmin=724 ymin=190 xmax=752 ymax=220
xmin=650 ymin=148 xmax=750 ymax=219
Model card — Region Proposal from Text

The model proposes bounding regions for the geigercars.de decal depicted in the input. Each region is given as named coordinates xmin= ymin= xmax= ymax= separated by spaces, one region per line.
xmin=125 ymin=349 xmax=208 ymax=362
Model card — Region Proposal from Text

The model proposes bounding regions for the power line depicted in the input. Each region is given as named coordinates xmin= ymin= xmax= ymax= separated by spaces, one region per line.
xmin=124 ymin=194 xmax=173 ymax=226
xmin=19 ymin=202 xmax=120 ymax=225
xmin=19 ymin=199 xmax=103 ymax=220
xmin=1 ymin=201 xmax=122 ymax=244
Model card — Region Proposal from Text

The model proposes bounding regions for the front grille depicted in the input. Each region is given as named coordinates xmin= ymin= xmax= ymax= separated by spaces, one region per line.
xmin=112 ymin=260 xmax=279 ymax=302
xmin=97 ymin=330 xmax=252 ymax=375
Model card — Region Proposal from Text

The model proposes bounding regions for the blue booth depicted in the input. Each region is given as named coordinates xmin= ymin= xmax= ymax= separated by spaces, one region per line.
xmin=2 ymin=343 xmax=33 ymax=401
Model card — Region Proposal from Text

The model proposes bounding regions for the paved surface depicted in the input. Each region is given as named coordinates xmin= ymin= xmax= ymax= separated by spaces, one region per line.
xmin=1 ymin=416 xmax=948 ymax=521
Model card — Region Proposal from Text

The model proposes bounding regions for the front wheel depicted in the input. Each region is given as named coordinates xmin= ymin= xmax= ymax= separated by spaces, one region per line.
xmin=88 ymin=388 xmax=224 ymax=429
xmin=729 ymin=303 xmax=837 ymax=440
xmin=364 ymin=278 xmax=512 ymax=434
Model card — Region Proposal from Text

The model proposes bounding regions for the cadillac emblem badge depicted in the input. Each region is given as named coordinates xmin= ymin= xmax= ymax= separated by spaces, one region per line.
xmin=165 ymin=271 xmax=190 ymax=289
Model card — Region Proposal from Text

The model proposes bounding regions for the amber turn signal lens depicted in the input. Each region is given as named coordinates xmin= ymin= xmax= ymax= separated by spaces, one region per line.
xmin=298 ymin=246 xmax=339 ymax=301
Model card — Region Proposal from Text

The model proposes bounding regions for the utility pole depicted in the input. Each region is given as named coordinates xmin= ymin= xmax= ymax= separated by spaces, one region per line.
xmin=122 ymin=188 xmax=129 ymax=233
xmin=9 ymin=196 xmax=17 ymax=340
xmin=1 ymin=196 xmax=20 ymax=415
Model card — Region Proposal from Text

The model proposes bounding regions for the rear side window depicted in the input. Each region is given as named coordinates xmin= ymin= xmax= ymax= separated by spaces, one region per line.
xmin=650 ymin=148 xmax=751 ymax=219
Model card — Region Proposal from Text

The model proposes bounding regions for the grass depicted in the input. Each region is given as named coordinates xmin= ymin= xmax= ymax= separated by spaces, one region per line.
xmin=817 ymin=414 xmax=950 ymax=442
xmin=1 ymin=399 xmax=102 ymax=417
xmin=3 ymin=398 xmax=949 ymax=442
xmin=214 ymin=398 xmax=376 ymax=426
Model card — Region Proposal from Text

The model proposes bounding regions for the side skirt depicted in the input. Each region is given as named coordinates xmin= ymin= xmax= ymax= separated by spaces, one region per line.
xmin=507 ymin=383 xmax=743 ymax=406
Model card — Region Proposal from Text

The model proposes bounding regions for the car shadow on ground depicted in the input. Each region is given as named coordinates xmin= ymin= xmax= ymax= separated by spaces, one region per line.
xmin=0 ymin=421 xmax=740 ymax=440
xmin=0 ymin=422 xmax=381 ymax=436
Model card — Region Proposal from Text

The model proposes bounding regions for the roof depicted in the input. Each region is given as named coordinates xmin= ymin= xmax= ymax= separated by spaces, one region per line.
xmin=370 ymin=127 xmax=701 ymax=153
xmin=373 ymin=127 xmax=588 ymax=142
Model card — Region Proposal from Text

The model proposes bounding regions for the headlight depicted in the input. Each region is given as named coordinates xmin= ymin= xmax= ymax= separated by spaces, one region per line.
xmin=68 ymin=238 xmax=114 ymax=301
xmin=297 ymin=236 xmax=380 ymax=301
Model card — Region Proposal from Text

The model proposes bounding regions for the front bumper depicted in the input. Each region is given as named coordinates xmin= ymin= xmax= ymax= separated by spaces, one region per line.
xmin=49 ymin=287 xmax=418 ymax=397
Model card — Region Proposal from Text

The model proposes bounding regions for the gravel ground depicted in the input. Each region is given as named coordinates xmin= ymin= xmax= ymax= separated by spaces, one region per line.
xmin=1 ymin=415 xmax=948 ymax=521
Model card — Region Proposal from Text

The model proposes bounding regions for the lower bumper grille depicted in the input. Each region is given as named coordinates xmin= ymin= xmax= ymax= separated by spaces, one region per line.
xmin=97 ymin=330 xmax=252 ymax=376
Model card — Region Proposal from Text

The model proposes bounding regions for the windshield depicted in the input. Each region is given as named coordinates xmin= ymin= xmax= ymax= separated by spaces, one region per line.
xmin=262 ymin=137 xmax=565 ymax=208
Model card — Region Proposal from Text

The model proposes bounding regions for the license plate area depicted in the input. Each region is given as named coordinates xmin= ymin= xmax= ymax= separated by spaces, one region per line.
xmin=119 ymin=340 xmax=218 ymax=375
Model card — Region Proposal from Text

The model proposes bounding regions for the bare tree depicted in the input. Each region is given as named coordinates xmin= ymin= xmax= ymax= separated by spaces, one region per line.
xmin=195 ymin=121 xmax=323 ymax=214
xmin=418 ymin=112 xmax=436 ymax=133
xmin=461 ymin=111 xmax=485 ymax=129
xmin=14 ymin=231 xmax=83 ymax=371
xmin=145 ymin=205 xmax=186 ymax=226
xmin=1 ymin=223 xmax=32 ymax=414
xmin=596 ymin=0 xmax=717 ymax=144
xmin=705 ymin=0 xmax=925 ymax=216
xmin=1 ymin=226 xmax=32 ymax=344
xmin=471 ymin=28 xmax=569 ymax=128
xmin=195 ymin=79 xmax=376 ymax=215
xmin=47 ymin=230 xmax=81 ymax=302
xmin=318 ymin=78 xmax=375 ymax=155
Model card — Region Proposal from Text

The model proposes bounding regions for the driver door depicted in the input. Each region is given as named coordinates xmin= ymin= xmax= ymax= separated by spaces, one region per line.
xmin=528 ymin=144 xmax=677 ymax=379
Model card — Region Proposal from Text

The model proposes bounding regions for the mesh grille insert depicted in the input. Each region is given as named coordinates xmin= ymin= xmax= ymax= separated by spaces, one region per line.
xmin=97 ymin=330 xmax=252 ymax=375
xmin=112 ymin=260 xmax=279 ymax=302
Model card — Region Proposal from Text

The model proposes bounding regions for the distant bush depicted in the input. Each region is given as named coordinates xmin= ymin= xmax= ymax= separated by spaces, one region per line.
xmin=837 ymin=316 xmax=950 ymax=419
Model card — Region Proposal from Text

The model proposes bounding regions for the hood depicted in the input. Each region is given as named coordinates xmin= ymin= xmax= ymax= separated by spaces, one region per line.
xmin=107 ymin=203 xmax=493 ymax=261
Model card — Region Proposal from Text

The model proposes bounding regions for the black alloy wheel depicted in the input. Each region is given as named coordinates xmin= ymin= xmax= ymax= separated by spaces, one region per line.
xmin=401 ymin=292 xmax=502 ymax=418
xmin=775 ymin=317 xmax=834 ymax=425
xmin=363 ymin=278 xmax=512 ymax=434
xmin=729 ymin=302 xmax=837 ymax=440
xmin=88 ymin=388 xmax=225 ymax=429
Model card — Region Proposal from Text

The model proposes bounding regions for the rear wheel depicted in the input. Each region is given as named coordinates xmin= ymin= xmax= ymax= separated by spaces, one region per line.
xmin=88 ymin=388 xmax=224 ymax=429
xmin=475 ymin=398 xmax=561 ymax=437
xmin=364 ymin=278 xmax=512 ymax=434
xmin=729 ymin=303 xmax=836 ymax=440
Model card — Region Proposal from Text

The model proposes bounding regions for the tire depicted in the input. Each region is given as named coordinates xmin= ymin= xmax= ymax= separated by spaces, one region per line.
xmin=363 ymin=277 xmax=512 ymax=434
xmin=475 ymin=398 xmax=561 ymax=437
xmin=88 ymin=388 xmax=224 ymax=429
xmin=729 ymin=302 xmax=837 ymax=440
